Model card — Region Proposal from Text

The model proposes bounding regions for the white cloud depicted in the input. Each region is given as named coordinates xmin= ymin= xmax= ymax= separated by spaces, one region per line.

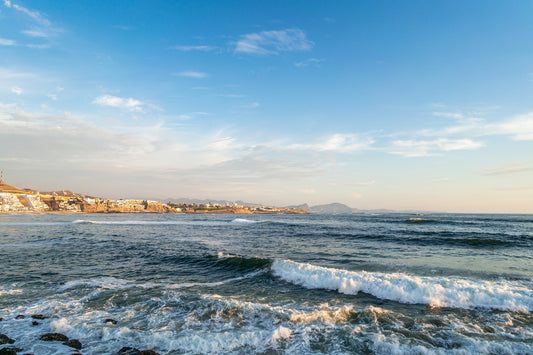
xmin=294 ymin=58 xmax=324 ymax=67
xmin=0 ymin=38 xmax=16 ymax=46
xmin=173 ymin=71 xmax=209 ymax=79
xmin=47 ymin=94 xmax=57 ymax=100
xmin=93 ymin=95 xmax=145 ymax=112
xmin=433 ymin=112 xmax=464 ymax=119
xmin=391 ymin=138 xmax=484 ymax=157
xmin=11 ymin=86 xmax=22 ymax=95
xmin=289 ymin=133 xmax=374 ymax=153
xmin=235 ymin=29 xmax=313 ymax=55
xmin=6 ymin=1 xmax=51 ymax=26
xmin=21 ymin=30 xmax=48 ymax=37
xmin=172 ymin=45 xmax=215 ymax=52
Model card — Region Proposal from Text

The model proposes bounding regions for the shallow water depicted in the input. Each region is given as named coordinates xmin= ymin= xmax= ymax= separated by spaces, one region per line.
xmin=0 ymin=213 xmax=532 ymax=354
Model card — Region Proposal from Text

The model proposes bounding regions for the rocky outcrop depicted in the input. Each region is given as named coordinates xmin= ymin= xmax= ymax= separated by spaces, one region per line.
xmin=64 ymin=339 xmax=82 ymax=350
xmin=40 ymin=333 xmax=69 ymax=342
xmin=0 ymin=334 xmax=15 ymax=345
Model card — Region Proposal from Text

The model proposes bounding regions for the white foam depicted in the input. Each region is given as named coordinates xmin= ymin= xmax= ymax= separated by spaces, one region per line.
xmin=270 ymin=325 xmax=292 ymax=342
xmin=230 ymin=218 xmax=260 ymax=224
xmin=271 ymin=260 xmax=533 ymax=312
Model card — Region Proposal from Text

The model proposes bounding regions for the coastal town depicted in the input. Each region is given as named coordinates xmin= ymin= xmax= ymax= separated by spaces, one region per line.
xmin=0 ymin=179 xmax=307 ymax=214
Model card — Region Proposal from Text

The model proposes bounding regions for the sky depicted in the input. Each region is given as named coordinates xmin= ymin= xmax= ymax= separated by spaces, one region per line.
xmin=1 ymin=0 xmax=533 ymax=213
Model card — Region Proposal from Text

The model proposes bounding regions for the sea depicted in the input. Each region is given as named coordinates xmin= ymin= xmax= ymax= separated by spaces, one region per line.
xmin=0 ymin=213 xmax=532 ymax=354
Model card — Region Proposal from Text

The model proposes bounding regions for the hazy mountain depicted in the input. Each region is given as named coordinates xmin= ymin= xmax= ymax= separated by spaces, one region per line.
xmin=309 ymin=203 xmax=355 ymax=214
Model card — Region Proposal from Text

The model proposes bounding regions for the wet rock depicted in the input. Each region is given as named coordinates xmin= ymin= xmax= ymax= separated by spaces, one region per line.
xmin=30 ymin=314 xmax=46 ymax=320
xmin=63 ymin=339 xmax=82 ymax=350
xmin=0 ymin=348 xmax=23 ymax=354
xmin=104 ymin=318 xmax=118 ymax=324
xmin=40 ymin=333 xmax=69 ymax=342
xmin=0 ymin=334 xmax=15 ymax=344
xmin=14 ymin=315 xmax=24 ymax=320
xmin=117 ymin=347 xmax=140 ymax=355
xmin=0 ymin=318 xmax=4 ymax=321
xmin=31 ymin=321 xmax=39 ymax=326
xmin=139 ymin=351 xmax=159 ymax=355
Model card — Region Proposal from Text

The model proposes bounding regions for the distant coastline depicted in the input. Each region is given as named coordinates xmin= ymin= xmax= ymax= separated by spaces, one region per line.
xmin=0 ymin=182 xmax=307 ymax=214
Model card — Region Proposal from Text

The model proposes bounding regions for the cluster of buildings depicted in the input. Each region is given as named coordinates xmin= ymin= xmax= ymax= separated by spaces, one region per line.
xmin=0 ymin=179 xmax=307 ymax=214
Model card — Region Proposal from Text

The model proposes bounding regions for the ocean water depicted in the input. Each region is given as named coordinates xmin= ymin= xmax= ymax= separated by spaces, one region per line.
xmin=0 ymin=213 xmax=532 ymax=354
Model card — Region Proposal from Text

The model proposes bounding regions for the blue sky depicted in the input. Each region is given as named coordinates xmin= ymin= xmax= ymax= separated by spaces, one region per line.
xmin=1 ymin=0 xmax=533 ymax=212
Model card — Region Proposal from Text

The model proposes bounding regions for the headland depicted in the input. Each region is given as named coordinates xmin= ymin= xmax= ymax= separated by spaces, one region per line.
xmin=0 ymin=182 xmax=307 ymax=214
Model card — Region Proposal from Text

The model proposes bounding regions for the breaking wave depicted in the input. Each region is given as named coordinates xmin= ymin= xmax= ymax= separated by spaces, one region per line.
xmin=271 ymin=260 xmax=533 ymax=312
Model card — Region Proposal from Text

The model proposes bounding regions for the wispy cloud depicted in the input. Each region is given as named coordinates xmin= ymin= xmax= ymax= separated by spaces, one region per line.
xmin=242 ymin=102 xmax=260 ymax=109
xmin=93 ymin=95 xmax=145 ymax=112
xmin=482 ymin=161 xmax=533 ymax=176
xmin=173 ymin=71 xmax=209 ymax=79
xmin=25 ymin=43 xmax=50 ymax=49
xmin=0 ymin=38 xmax=16 ymax=46
xmin=3 ymin=0 xmax=51 ymax=26
xmin=235 ymin=28 xmax=313 ymax=55
xmin=390 ymin=138 xmax=484 ymax=157
xmin=289 ymin=133 xmax=374 ymax=153
xmin=11 ymin=86 xmax=22 ymax=95
xmin=172 ymin=45 xmax=215 ymax=52
xmin=21 ymin=29 xmax=48 ymax=38
xmin=294 ymin=58 xmax=324 ymax=67
xmin=433 ymin=112 xmax=464 ymax=119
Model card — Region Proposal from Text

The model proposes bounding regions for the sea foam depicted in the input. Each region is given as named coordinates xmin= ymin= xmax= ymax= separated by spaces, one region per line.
xmin=271 ymin=260 xmax=533 ymax=312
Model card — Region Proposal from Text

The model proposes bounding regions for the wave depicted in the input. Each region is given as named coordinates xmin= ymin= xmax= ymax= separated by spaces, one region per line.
xmin=216 ymin=252 xmax=272 ymax=270
xmin=230 ymin=218 xmax=262 ymax=224
xmin=271 ymin=260 xmax=533 ymax=312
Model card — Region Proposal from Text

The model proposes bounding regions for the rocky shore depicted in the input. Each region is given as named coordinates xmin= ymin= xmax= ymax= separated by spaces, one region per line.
xmin=0 ymin=315 xmax=159 ymax=354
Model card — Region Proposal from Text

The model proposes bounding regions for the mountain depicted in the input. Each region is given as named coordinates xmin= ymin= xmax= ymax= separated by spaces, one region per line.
xmin=309 ymin=203 xmax=355 ymax=214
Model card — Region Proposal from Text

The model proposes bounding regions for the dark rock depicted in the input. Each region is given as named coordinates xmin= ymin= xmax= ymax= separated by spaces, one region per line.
xmin=0 ymin=334 xmax=15 ymax=344
xmin=30 ymin=314 xmax=46 ymax=320
xmin=31 ymin=321 xmax=39 ymax=326
xmin=40 ymin=333 xmax=69 ymax=342
xmin=15 ymin=315 xmax=24 ymax=319
xmin=0 ymin=318 xmax=4 ymax=321
xmin=104 ymin=318 xmax=118 ymax=324
xmin=63 ymin=339 xmax=82 ymax=350
xmin=0 ymin=348 xmax=23 ymax=354
xmin=117 ymin=347 xmax=140 ymax=355
xmin=139 ymin=351 xmax=159 ymax=355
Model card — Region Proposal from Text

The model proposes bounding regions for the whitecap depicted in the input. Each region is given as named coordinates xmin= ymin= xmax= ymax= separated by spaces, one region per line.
xmin=271 ymin=260 xmax=533 ymax=312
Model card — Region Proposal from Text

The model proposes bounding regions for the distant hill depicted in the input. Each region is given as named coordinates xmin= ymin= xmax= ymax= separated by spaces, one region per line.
xmin=309 ymin=203 xmax=356 ymax=214
xmin=285 ymin=203 xmax=310 ymax=212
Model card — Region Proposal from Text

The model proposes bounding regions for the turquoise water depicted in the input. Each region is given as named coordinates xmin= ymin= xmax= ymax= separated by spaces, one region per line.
xmin=0 ymin=213 xmax=532 ymax=354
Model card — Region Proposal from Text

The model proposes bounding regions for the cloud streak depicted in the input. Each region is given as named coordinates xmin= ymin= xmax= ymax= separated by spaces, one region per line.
xmin=173 ymin=71 xmax=209 ymax=79
xmin=3 ymin=0 xmax=51 ymax=26
xmin=172 ymin=45 xmax=215 ymax=52
xmin=93 ymin=95 xmax=145 ymax=112
xmin=235 ymin=29 xmax=313 ymax=55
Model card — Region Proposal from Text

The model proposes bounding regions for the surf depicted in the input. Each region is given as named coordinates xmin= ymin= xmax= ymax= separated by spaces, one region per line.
xmin=271 ymin=260 xmax=533 ymax=312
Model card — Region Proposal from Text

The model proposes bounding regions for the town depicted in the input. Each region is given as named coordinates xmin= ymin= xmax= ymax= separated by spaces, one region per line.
xmin=0 ymin=178 xmax=307 ymax=214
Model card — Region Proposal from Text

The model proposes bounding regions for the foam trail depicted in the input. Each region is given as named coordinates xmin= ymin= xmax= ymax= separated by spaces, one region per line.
xmin=230 ymin=218 xmax=260 ymax=224
xmin=272 ymin=260 xmax=533 ymax=312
